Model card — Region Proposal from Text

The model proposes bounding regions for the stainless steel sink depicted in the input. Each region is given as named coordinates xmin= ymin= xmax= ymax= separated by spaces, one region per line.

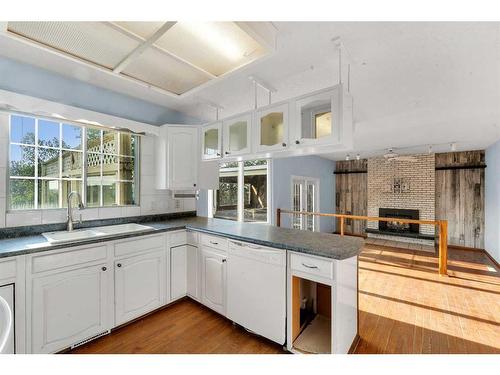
xmin=42 ymin=223 xmax=155 ymax=244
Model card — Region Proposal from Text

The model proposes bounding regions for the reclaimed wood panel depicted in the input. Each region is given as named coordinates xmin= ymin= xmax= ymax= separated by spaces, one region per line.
xmin=435 ymin=151 xmax=485 ymax=248
xmin=335 ymin=160 xmax=367 ymax=235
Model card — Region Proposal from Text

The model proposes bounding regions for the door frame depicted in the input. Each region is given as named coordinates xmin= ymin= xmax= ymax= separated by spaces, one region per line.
xmin=290 ymin=175 xmax=320 ymax=232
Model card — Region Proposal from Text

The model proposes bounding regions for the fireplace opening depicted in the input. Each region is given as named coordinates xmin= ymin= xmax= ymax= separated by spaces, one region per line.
xmin=379 ymin=208 xmax=419 ymax=234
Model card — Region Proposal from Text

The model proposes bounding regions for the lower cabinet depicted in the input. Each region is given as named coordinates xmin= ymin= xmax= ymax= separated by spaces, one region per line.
xmin=170 ymin=245 xmax=187 ymax=301
xmin=115 ymin=250 xmax=165 ymax=326
xmin=186 ymin=245 xmax=199 ymax=300
xmin=201 ymin=247 xmax=227 ymax=315
xmin=31 ymin=263 xmax=110 ymax=354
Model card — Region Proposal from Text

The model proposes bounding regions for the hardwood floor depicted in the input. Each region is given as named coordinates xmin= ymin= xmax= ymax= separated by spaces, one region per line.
xmin=69 ymin=244 xmax=500 ymax=355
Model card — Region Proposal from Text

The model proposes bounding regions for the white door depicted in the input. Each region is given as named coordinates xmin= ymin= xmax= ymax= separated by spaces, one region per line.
xmin=253 ymin=102 xmax=289 ymax=153
xmin=31 ymin=264 xmax=110 ymax=353
xmin=170 ymin=245 xmax=187 ymax=301
xmin=168 ymin=126 xmax=199 ymax=189
xmin=0 ymin=284 xmax=14 ymax=354
xmin=223 ymin=113 xmax=252 ymax=157
xmin=291 ymin=176 xmax=320 ymax=231
xmin=201 ymin=247 xmax=227 ymax=315
xmin=186 ymin=245 xmax=199 ymax=300
xmin=115 ymin=250 xmax=165 ymax=326
xmin=201 ymin=122 xmax=222 ymax=160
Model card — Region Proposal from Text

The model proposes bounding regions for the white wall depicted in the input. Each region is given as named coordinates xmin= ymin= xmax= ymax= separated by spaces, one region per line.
xmin=0 ymin=92 xmax=195 ymax=228
xmin=485 ymin=140 xmax=500 ymax=263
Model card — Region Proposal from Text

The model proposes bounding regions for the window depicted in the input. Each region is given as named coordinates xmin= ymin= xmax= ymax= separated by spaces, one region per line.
xmin=291 ymin=176 xmax=319 ymax=231
xmin=213 ymin=160 xmax=269 ymax=223
xmin=8 ymin=114 xmax=139 ymax=210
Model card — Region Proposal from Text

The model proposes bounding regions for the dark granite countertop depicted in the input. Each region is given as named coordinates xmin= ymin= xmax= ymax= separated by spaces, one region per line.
xmin=0 ymin=216 xmax=364 ymax=260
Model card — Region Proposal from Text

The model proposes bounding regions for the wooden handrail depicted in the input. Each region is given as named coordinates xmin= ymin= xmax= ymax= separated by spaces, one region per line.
xmin=276 ymin=208 xmax=448 ymax=276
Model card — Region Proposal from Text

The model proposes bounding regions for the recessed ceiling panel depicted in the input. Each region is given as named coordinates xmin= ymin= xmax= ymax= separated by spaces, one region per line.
xmin=7 ymin=22 xmax=140 ymax=69
xmin=113 ymin=21 xmax=165 ymax=40
xmin=122 ymin=47 xmax=210 ymax=94
xmin=155 ymin=22 xmax=268 ymax=76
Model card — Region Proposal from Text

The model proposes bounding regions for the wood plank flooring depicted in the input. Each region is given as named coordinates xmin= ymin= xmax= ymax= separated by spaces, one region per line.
xmin=69 ymin=244 xmax=500 ymax=354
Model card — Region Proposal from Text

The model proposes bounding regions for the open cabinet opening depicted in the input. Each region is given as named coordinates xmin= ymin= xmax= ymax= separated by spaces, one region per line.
xmin=291 ymin=276 xmax=331 ymax=354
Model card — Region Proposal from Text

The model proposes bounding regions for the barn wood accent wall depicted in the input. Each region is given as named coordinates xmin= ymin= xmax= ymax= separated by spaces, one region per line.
xmin=335 ymin=160 xmax=368 ymax=235
xmin=435 ymin=151 xmax=486 ymax=249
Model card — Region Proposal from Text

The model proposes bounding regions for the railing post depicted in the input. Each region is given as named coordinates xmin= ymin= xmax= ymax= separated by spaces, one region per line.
xmin=438 ymin=221 xmax=448 ymax=276
xmin=276 ymin=208 xmax=281 ymax=227
xmin=340 ymin=216 xmax=345 ymax=236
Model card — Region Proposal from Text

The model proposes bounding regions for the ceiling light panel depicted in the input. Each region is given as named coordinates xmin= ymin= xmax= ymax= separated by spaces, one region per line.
xmin=154 ymin=22 xmax=268 ymax=76
xmin=7 ymin=22 xmax=140 ymax=69
xmin=122 ymin=47 xmax=210 ymax=94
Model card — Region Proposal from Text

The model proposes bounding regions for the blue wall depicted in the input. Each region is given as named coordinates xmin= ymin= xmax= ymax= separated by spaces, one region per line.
xmin=0 ymin=57 xmax=199 ymax=125
xmin=485 ymin=140 xmax=500 ymax=263
xmin=272 ymin=155 xmax=336 ymax=233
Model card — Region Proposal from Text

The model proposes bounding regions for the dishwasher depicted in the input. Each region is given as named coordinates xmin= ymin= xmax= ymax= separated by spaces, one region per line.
xmin=227 ymin=240 xmax=286 ymax=345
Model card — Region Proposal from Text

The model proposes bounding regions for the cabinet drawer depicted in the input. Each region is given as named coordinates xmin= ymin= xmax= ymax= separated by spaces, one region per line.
xmin=0 ymin=258 xmax=17 ymax=280
xmin=169 ymin=230 xmax=187 ymax=248
xmin=32 ymin=245 xmax=107 ymax=274
xmin=290 ymin=253 xmax=333 ymax=280
xmin=200 ymin=234 xmax=227 ymax=251
xmin=114 ymin=234 xmax=164 ymax=258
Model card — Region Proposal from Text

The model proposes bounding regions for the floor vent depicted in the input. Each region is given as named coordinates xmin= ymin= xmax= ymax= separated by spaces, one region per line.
xmin=71 ymin=330 xmax=110 ymax=349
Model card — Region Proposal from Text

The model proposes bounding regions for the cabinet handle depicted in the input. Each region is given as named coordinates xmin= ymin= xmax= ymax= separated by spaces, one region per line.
xmin=117 ymin=263 xmax=122 ymax=268
xmin=210 ymin=241 xmax=219 ymax=245
xmin=301 ymin=262 xmax=319 ymax=269
xmin=282 ymin=142 xmax=287 ymax=147
xmin=225 ymin=151 xmax=230 ymax=155
xmin=295 ymin=140 xmax=300 ymax=144
xmin=217 ymin=153 xmax=221 ymax=156
xmin=193 ymin=183 xmax=197 ymax=187
xmin=101 ymin=266 xmax=107 ymax=271
xmin=222 ymin=259 xmax=227 ymax=263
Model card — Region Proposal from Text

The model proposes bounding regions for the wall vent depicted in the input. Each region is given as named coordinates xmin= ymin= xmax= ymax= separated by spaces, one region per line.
xmin=70 ymin=330 xmax=110 ymax=349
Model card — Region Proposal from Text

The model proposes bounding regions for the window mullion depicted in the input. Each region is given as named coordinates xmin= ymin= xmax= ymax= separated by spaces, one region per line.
xmin=82 ymin=127 xmax=88 ymax=207
xmin=34 ymin=118 xmax=38 ymax=209
xmin=237 ymin=161 xmax=244 ymax=222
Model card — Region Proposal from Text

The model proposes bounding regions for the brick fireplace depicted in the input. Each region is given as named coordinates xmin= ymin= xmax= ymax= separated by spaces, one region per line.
xmin=366 ymin=154 xmax=435 ymax=242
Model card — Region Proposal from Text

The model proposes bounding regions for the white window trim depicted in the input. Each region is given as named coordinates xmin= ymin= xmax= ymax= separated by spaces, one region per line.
xmin=210 ymin=159 xmax=272 ymax=224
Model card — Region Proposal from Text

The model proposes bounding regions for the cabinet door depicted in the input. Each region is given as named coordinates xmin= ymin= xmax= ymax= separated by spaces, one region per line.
xmin=168 ymin=126 xmax=199 ymax=189
xmin=201 ymin=122 xmax=222 ymax=160
xmin=186 ymin=245 xmax=199 ymax=300
xmin=170 ymin=245 xmax=187 ymax=301
xmin=254 ymin=102 xmax=289 ymax=153
xmin=223 ymin=114 xmax=252 ymax=157
xmin=31 ymin=264 xmax=110 ymax=353
xmin=115 ymin=250 xmax=165 ymax=326
xmin=293 ymin=87 xmax=341 ymax=146
xmin=0 ymin=284 xmax=15 ymax=354
xmin=201 ymin=248 xmax=226 ymax=315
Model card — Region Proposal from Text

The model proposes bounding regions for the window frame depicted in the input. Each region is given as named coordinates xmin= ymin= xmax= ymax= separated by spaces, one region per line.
xmin=7 ymin=113 xmax=140 ymax=211
xmin=210 ymin=159 xmax=271 ymax=224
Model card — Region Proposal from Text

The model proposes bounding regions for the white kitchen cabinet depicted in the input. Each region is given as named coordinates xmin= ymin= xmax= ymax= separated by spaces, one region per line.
xmin=170 ymin=245 xmax=187 ymax=301
xmin=201 ymin=247 xmax=227 ymax=315
xmin=223 ymin=113 xmax=252 ymax=157
xmin=186 ymin=245 xmax=199 ymax=300
xmin=115 ymin=250 xmax=165 ymax=326
xmin=292 ymin=84 xmax=353 ymax=148
xmin=31 ymin=263 xmax=110 ymax=353
xmin=156 ymin=125 xmax=199 ymax=190
xmin=0 ymin=284 xmax=15 ymax=354
xmin=253 ymin=102 xmax=290 ymax=153
xmin=201 ymin=122 xmax=222 ymax=160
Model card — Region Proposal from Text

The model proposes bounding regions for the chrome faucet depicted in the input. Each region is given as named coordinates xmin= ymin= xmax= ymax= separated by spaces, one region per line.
xmin=67 ymin=191 xmax=84 ymax=231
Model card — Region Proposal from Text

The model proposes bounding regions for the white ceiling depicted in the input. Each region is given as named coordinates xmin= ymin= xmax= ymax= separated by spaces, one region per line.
xmin=1 ymin=22 xmax=499 ymax=159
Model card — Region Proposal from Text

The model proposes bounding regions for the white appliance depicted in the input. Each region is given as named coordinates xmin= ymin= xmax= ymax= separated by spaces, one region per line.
xmin=0 ymin=284 xmax=15 ymax=354
xmin=227 ymin=240 xmax=286 ymax=345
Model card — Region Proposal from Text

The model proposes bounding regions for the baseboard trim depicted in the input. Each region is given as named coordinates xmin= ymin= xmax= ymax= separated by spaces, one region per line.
xmin=348 ymin=334 xmax=361 ymax=354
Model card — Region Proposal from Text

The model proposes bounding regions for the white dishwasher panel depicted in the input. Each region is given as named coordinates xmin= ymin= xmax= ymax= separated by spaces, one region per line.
xmin=0 ymin=284 xmax=15 ymax=354
xmin=227 ymin=241 xmax=286 ymax=345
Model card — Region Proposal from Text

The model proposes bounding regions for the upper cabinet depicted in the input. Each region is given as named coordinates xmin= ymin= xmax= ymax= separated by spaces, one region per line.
xmin=253 ymin=102 xmax=290 ymax=153
xmin=222 ymin=113 xmax=252 ymax=157
xmin=293 ymin=87 xmax=341 ymax=146
xmin=201 ymin=122 xmax=222 ymax=160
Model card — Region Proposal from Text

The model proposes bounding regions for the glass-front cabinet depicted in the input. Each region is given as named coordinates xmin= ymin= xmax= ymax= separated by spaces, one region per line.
xmin=253 ymin=102 xmax=289 ymax=153
xmin=222 ymin=113 xmax=252 ymax=157
xmin=201 ymin=122 xmax=222 ymax=160
xmin=293 ymin=87 xmax=342 ymax=146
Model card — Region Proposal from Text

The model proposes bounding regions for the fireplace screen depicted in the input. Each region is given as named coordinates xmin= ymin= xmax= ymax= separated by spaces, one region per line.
xmin=379 ymin=208 xmax=419 ymax=234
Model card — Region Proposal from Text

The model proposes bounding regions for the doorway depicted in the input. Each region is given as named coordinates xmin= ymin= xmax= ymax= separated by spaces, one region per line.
xmin=291 ymin=176 xmax=320 ymax=232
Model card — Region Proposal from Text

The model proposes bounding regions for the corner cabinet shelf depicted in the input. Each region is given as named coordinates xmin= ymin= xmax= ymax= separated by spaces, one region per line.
xmin=200 ymin=84 xmax=354 ymax=163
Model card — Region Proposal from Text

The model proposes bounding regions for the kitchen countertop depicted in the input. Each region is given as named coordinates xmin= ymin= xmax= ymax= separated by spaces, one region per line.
xmin=0 ymin=216 xmax=364 ymax=260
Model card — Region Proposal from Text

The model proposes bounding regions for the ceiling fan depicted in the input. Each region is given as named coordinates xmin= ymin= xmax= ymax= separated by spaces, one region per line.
xmin=383 ymin=148 xmax=418 ymax=162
